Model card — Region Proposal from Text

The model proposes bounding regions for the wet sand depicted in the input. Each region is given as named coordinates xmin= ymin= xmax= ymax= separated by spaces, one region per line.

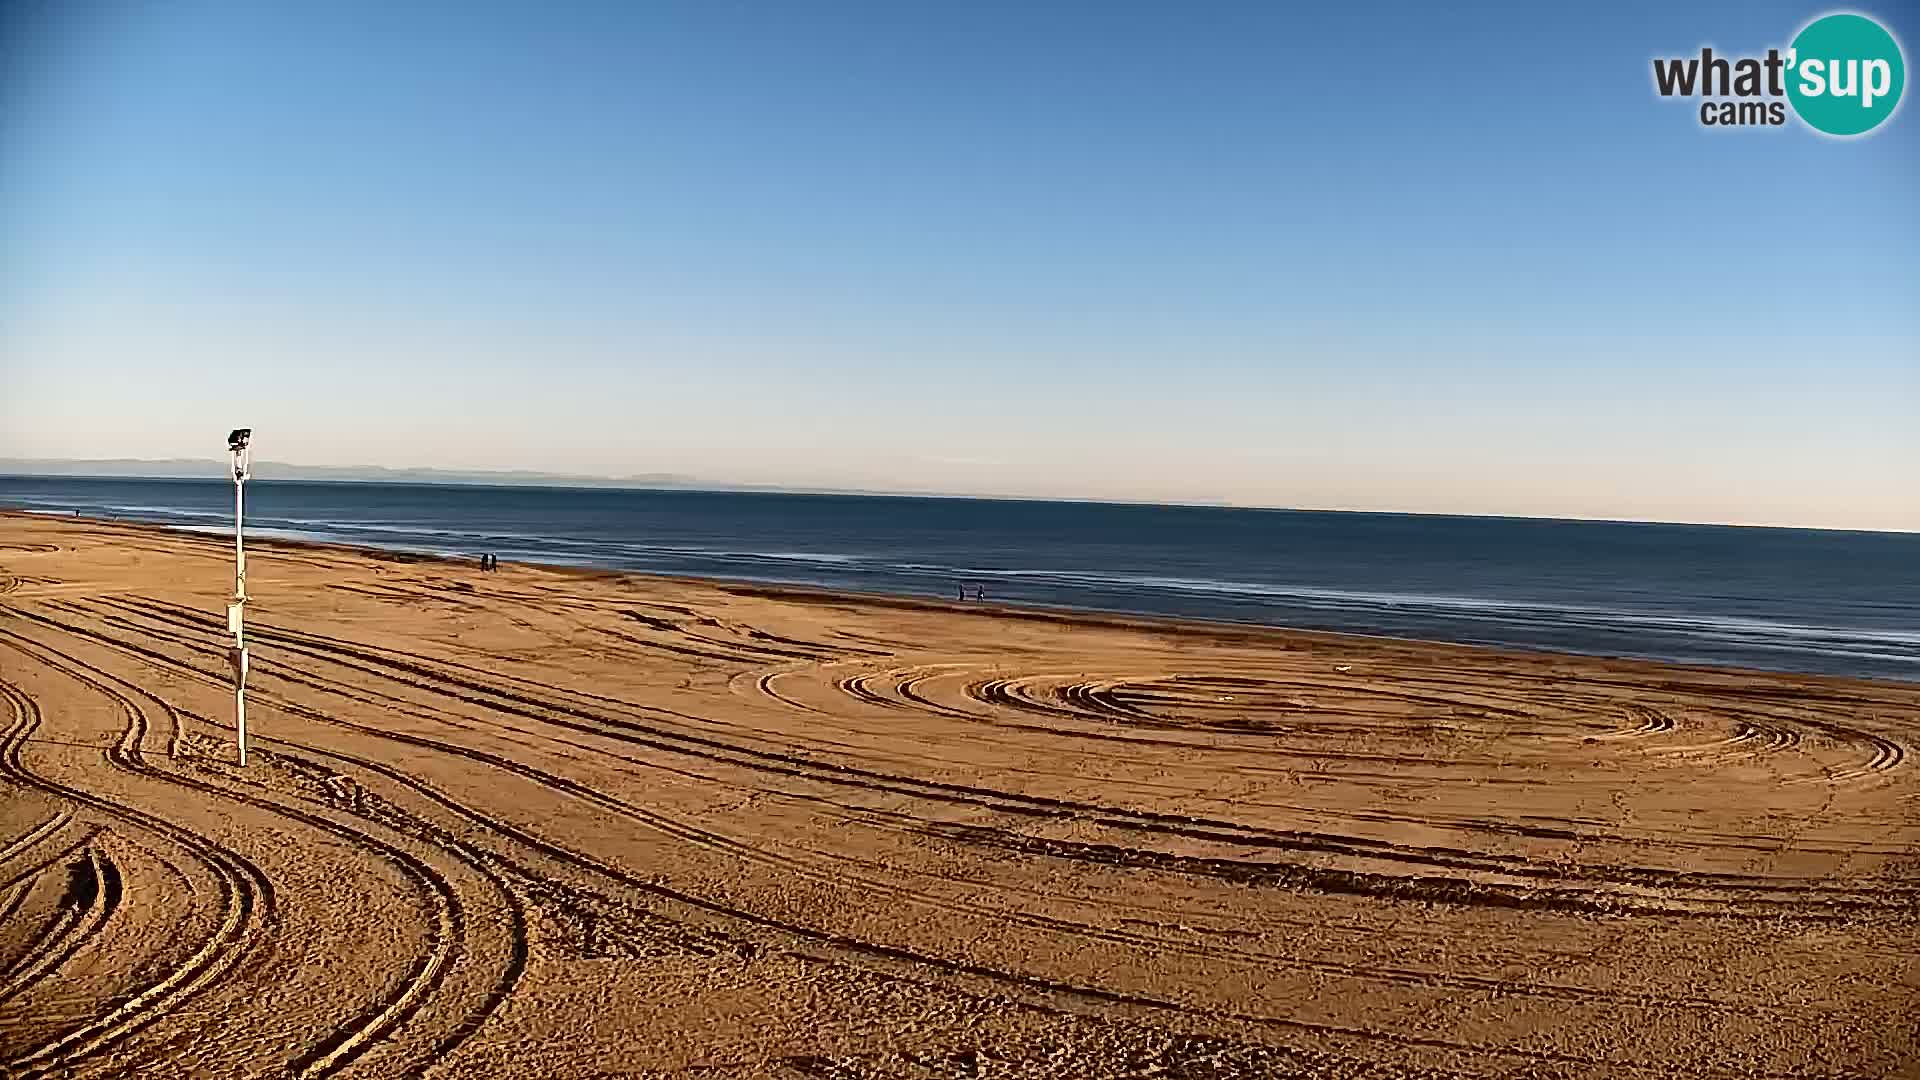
xmin=1 ymin=511 xmax=1915 ymax=1078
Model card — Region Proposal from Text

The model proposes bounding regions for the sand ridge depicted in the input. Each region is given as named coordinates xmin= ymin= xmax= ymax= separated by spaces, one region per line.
xmin=0 ymin=513 xmax=1915 ymax=1078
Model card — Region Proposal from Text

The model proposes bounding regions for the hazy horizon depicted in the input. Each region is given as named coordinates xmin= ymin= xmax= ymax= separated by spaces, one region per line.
xmin=6 ymin=455 xmax=1917 ymax=534
xmin=4 ymin=3 xmax=1916 ymax=533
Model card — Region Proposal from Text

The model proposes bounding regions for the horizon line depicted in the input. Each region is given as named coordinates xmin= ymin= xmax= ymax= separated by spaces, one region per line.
xmin=1 ymin=458 xmax=1914 ymax=538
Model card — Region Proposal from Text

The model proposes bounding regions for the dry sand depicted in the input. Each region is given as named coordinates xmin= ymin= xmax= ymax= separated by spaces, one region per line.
xmin=0 ymin=512 xmax=1914 ymax=1079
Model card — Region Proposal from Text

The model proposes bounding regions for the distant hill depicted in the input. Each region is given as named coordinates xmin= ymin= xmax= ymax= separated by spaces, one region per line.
xmin=0 ymin=458 xmax=1240 ymax=507
xmin=0 ymin=458 xmax=704 ymax=488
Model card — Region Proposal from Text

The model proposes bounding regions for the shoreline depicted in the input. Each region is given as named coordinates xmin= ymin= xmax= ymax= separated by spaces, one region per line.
xmin=5 ymin=507 xmax=1909 ymax=692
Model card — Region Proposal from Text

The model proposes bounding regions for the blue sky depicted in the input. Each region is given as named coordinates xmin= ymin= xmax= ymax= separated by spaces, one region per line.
xmin=3 ymin=1 xmax=1915 ymax=528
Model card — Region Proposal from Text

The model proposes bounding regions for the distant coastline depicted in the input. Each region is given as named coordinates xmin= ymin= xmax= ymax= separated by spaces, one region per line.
xmin=0 ymin=458 xmax=991 ymax=501
xmin=0 ymin=457 xmax=704 ymax=489
xmin=0 ymin=460 xmax=1912 ymax=535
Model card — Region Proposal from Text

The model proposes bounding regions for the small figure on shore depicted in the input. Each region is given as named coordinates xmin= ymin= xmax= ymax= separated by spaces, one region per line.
xmin=957 ymin=583 xmax=966 ymax=601
xmin=974 ymin=585 xmax=986 ymax=602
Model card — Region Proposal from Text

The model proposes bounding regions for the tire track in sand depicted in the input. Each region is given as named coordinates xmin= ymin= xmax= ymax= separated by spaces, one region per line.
xmin=70 ymin=597 xmax=1920 ymax=922
xmin=31 ymin=599 xmax=1887 ymax=1044
xmin=0 ymin=668 xmax=270 ymax=1078
xmin=0 ymin=627 xmax=530 ymax=1079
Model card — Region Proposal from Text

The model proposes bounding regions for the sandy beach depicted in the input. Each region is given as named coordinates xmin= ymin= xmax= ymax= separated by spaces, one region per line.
xmin=0 ymin=511 xmax=1914 ymax=1078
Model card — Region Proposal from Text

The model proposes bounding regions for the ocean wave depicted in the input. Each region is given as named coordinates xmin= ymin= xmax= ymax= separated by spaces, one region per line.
xmin=870 ymin=564 xmax=1918 ymax=651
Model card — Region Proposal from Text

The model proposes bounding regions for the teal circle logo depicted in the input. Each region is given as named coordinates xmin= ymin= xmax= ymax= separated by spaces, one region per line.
xmin=1787 ymin=13 xmax=1906 ymax=136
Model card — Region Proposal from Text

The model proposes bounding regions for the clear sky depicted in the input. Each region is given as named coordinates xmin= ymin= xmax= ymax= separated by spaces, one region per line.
xmin=2 ymin=2 xmax=1915 ymax=529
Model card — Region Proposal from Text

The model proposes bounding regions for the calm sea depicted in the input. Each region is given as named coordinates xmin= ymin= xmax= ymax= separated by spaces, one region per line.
xmin=2 ymin=476 xmax=1915 ymax=681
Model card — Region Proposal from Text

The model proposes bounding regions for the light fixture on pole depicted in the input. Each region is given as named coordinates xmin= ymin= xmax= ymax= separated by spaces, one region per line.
xmin=227 ymin=428 xmax=252 ymax=766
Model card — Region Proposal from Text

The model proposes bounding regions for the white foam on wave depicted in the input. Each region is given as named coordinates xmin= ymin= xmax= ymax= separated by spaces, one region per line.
xmin=880 ymin=564 xmax=1920 ymax=655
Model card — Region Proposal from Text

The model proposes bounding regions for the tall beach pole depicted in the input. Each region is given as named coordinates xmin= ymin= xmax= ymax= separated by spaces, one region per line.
xmin=227 ymin=428 xmax=252 ymax=766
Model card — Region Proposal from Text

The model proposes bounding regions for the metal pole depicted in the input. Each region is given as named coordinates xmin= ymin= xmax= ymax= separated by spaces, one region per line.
xmin=235 ymin=472 xmax=246 ymax=602
xmin=233 ymin=459 xmax=248 ymax=767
